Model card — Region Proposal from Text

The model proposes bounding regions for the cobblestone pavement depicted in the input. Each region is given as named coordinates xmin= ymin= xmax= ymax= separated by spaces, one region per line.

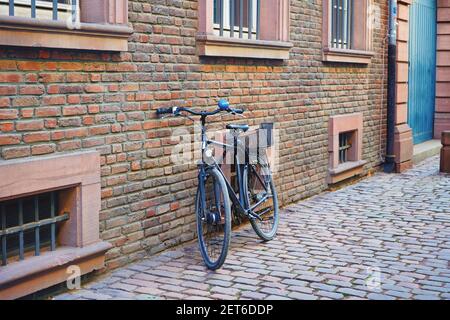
xmin=55 ymin=156 xmax=450 ymax=300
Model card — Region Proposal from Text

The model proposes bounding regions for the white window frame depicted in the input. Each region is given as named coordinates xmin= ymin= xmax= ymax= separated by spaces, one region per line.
xmin=0 ymin=0 xmax=78 ymax=22
xmin=213 ymin=0 xmax=258 ymax=38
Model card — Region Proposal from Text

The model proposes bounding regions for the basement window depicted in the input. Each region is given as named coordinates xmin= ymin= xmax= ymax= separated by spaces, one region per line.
xmin=338 ymin=131 xmax=353 ymax=164
xmin=328 ymin=113 xmax=366 ymax=184
xmin=0 ymin=190 xmax=69 ymax=266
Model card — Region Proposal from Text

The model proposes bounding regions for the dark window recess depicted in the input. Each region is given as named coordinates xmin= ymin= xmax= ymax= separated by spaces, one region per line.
xmin=0 ymin=191 xmax=69 ymax=266
xmin=339 ymin=132 xmax=352 ymax=164
xmin=5 ymin=0 xmax=77 ymax=21
xmin=331 ymin=0 xmax=353 ymax=49
xmin=213 ymin=0 xmax=260 ymax=40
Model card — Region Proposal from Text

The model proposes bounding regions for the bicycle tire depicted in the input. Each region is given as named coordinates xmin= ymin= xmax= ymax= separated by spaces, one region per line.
xmin=195 ymin=167 xmax=232 ymax=270
xmin=243 ymin=154 xmax=279 ymax=241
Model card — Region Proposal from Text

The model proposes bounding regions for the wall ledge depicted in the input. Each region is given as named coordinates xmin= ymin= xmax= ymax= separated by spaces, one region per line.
xmin=323 ymin=47 xmax=374 ymax=64
xmin=0 ymin=16 xmax=132 ymax=51
xmin=0 ymin=242 xmax=111 ymax=300
xmin=196 ymin=34 xmax=293 ymax=60
xmin=328 ymin=160 xmax=367 ymax=184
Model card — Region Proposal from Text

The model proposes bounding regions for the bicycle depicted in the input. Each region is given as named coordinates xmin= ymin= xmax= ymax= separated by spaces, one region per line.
xmin=157 ymin=99 xmax=279 ymax=270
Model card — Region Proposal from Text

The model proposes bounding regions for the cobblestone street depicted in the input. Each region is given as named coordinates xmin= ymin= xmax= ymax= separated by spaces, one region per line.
xmin=55 ymin=156 xmax=450 ymax=300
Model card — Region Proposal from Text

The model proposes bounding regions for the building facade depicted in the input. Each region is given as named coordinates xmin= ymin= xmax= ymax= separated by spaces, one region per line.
xmin=0 ymin=0 xmax=431 ymax=298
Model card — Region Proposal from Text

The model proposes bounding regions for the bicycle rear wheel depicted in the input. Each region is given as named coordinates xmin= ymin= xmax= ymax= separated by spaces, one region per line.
xmin=243 ymin=154 xmax=279 ymax=241
xmin=196 ymin=167 xmax=231 ymax=270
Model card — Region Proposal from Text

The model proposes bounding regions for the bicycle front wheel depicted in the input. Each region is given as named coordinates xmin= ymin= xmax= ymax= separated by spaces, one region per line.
xmin=243 ymin=154 xmax=279 ymax=241
xmin=196 ymin=167 xmax=231 ymax=270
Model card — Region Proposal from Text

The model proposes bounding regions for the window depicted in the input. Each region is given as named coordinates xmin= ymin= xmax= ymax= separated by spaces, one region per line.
xmin=0 ymin=191 xmax=69 ymax=266
xmin=213 ymin=0 xmax=259 ymax=39
xmin=330 ymin=0 xmax=353 ymax=49
xmin=0 ymin=0 xmax=132 ymax=51
xmin=197 ymin=0 xmax=292 ymax=60
xmin=0 ymin=151 xmax=111 ymax=300
xmin=338 ymin=131 xmax=353 ymax=164
xmin=323 ymin=0 xmax=374 ymax=64
xmin=328 ymin=113 xmax=366 ymax=184
xmin=0 ymin=0 xmax=76 ymax=22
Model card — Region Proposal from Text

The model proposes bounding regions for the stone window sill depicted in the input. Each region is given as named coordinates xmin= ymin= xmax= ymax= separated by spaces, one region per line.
xmin=0 ymin=242 xmax=111 ymax=300
xmin=323 ymin=48 xmax=374 ymax=64
xmin=0 ymin=16 xmax=132 ymax=51
xmin=328 ymin=160 xmax=367 ymax=184
xmin=196 ymin=34 xmax=293 ymax=60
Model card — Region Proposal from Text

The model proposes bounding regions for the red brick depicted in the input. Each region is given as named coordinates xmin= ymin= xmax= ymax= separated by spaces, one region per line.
xmin=88 ymin=105 xmax=100 ymax=114
xmin=0 ymin=122 xmax=14 ymax=132
xmin=84 ymin=63 xmax=106 ymax=72
xmin=67 ymin=95 xmax=81 ymax=104
xmin=0 ymin=97 xmax=10 ymax=108
xmin=0 ymin=86 xmax=17 ymax=95
xmin=35 ymin=107 xmax=60 ymax=117
xmin=12 ymin=97 xmax=39 ymax=107
xmin=67 ymin=73 xmax=88 ymax=83
xmin=0 ymin=60 xmax=17 ymax=70
xmin=57 ymin=62 xmax=84 ymax=71
xmin=19 ymin=85 xmax=45 ymax=95
xmin=89 ymin=125 xmax=110 ymax=135
xmin=17 ymin=61 xmax=41 ymax=71
xmin=44 ymin=119 xmax=57 ymax=129
xmin=42 ymin=96 xmax=66 ymax=105
xmin=0 ymin=134 xmax=21 ymax=146
xmin=85 ymin=84 xmax=105 ymax=93
xmin=39 ymin=73 xmax=65 ymax=83
xmin=57 ymin=140 xmax=81 ymax=152
xmin=65 ymin=128 xmax=88 ymax=139
xmin=120 ymin=84 xmax=139 ymax=92
xmin=51 ymin=131 xmax=65 ymax=140
xmin=21 ymin=108 xmax=34 ymax=118
xmin=16 ymin=120 xmax=44 ymax=131
xmin=0 ymin=73 xmax=22 ymax=83
xmin=2 ymin=146 xmax=30 ymax=159
xmin=0 ymin=109 xmax=18 ymax=120
xmin=31 ymin=144 xmax=56 ymax=155
xmin=63 ymin=105 xmax=87 ymax=116
xmin=23 ymin=132 xmax=51 ymax=143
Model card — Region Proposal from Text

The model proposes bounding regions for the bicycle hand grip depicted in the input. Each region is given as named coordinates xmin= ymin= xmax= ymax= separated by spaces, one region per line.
xmin=156 ymin=107 xmax=174 ymax=115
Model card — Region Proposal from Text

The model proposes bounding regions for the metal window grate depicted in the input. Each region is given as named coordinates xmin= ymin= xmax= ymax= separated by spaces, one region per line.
xmin=331 ymin=0 xmax=353 ymax=49
xmin=339 ymin=132 xmax=352 ymax=164
xmin=213 ymin=0 xmax=260 ymax=40
xmin=2 ymin=0 xmax=77 ymax=22
xmin=0 ymin=191 xmax=69 ymax=266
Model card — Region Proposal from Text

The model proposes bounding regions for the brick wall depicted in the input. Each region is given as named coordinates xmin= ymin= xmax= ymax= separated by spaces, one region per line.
xmin=0 ymin=0 xmax=388 ymax=269
xmin=436 ymin=0 xmax=450 ymax=137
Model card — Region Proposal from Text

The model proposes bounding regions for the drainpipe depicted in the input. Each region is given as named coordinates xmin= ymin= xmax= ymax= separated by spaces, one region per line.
xmin=384 ymin=0 xmax=398 ymax=173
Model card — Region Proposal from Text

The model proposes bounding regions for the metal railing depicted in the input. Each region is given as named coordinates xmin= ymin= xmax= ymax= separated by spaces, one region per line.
xmin=338 ymin=132 xmax=352 ymax=163
xmin=1 ymin=0 xmax=77 ymax=22
xmin=0 ymin=191 xmax=69 ymax=266
xmin=214 ymin=0 xmax=260 ymax=40
xmin=331 ymin=0 xmax=353 ymax=49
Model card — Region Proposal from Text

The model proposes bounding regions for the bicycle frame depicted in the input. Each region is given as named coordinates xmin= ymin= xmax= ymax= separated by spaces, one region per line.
xmin=198 ymin=115 xmax=271 ymax=221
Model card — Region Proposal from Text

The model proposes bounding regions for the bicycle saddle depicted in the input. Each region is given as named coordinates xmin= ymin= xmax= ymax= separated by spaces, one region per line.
xmin=226 ymin=124 xmax=249 ymax=132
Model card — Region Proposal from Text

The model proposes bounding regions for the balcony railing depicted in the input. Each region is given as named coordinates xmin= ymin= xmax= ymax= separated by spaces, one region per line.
xmin=214 ymin=0 xmax=260 ymax=40
xmin=0 ymin=0 xmax=77 ymax=22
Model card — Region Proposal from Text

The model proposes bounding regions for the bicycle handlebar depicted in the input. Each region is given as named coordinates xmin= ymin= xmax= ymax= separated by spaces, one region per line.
xmin=156 ymin=100 xmax=244 ymax=117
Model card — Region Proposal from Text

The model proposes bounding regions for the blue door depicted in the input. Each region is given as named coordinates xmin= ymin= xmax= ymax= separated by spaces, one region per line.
xmin=408 ymin=0 xmax=437 ymax=144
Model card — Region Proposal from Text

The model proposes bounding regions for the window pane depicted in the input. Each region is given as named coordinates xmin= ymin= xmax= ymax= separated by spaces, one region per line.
xmin=331 ymin=0 xmax=353 ymax=49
